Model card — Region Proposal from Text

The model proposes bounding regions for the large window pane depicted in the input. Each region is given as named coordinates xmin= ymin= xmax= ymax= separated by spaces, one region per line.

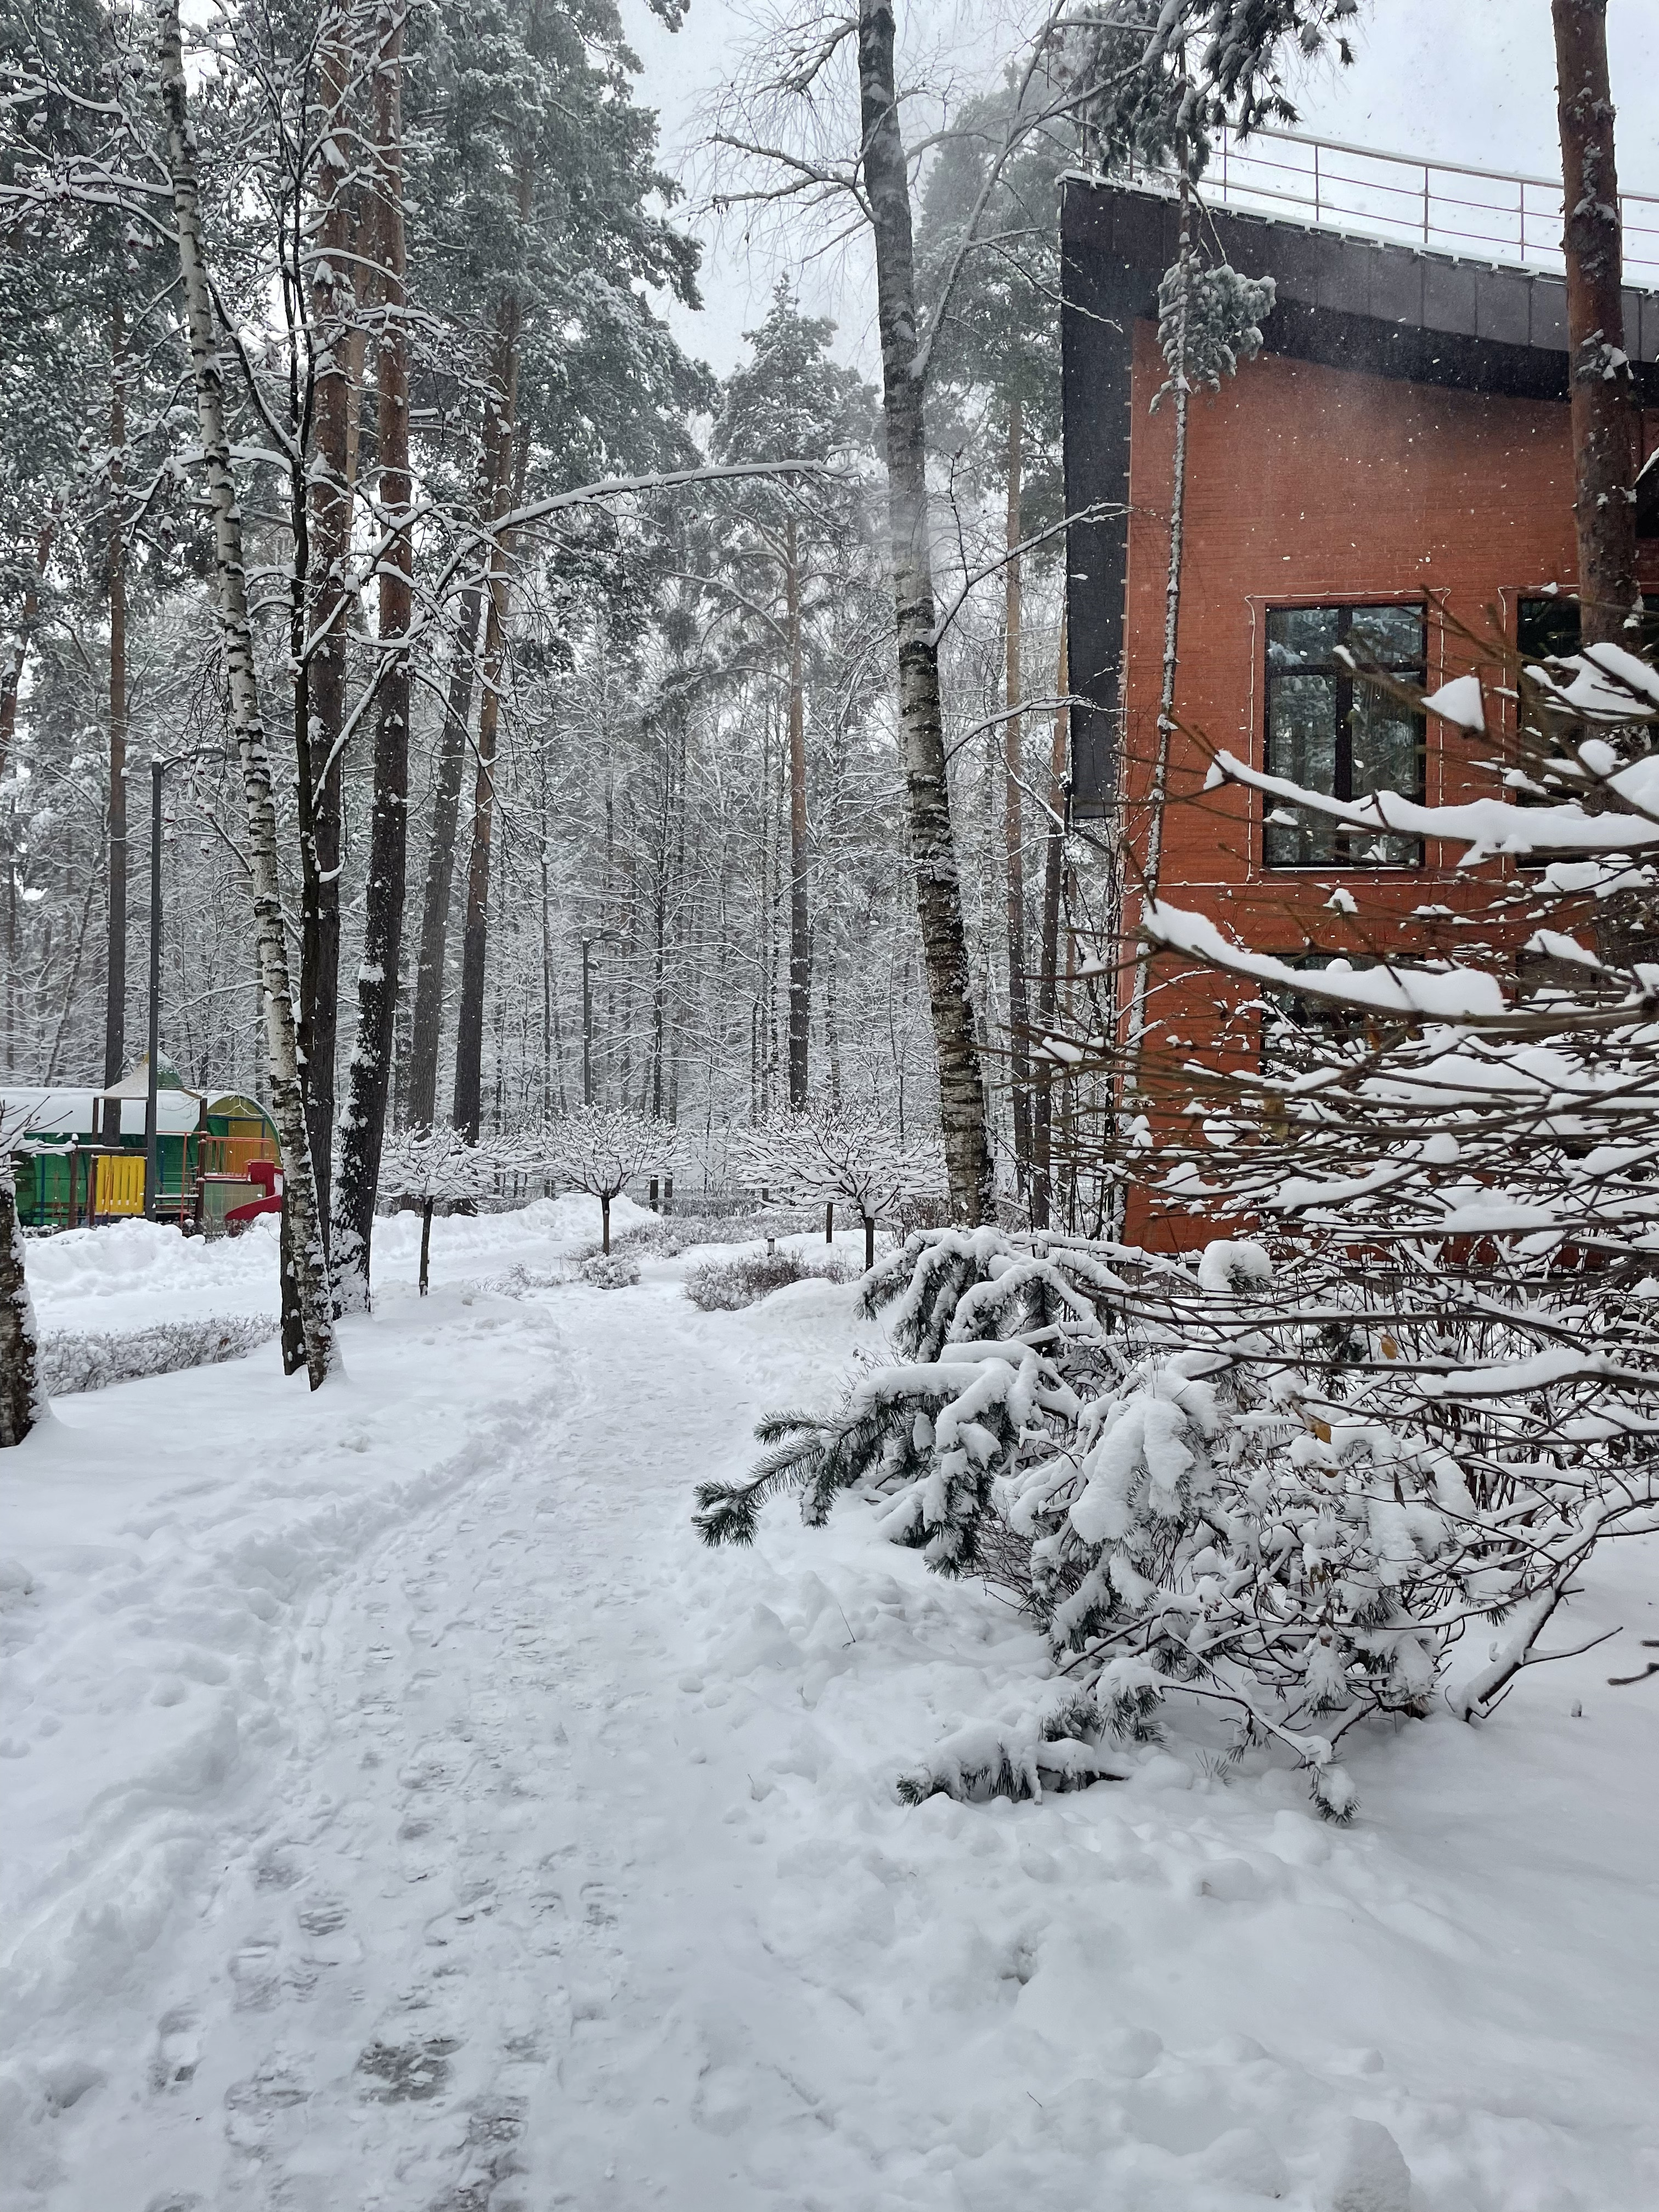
xmin=1350 ymin=692 xmax=1421 ymax=864
xmin=1262 ymin=601 xmax=1424 ymax=868
xmin=1517 ymin=595 xmax=1581 ymax=662
xmin=1267 ymin=606 xmax=1339 ymax=669
xmin=1264 ymin=673 xmax=1338 ymax=866
xmin=1347 ymin=604 xmax=1424 ymax=667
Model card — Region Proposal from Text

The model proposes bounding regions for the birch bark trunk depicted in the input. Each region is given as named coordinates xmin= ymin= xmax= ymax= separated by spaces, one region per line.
xmin=856 ymin=0 xmax=990 ymax=1223
xmin=0 ymin=1161 xmax=42 ymax=1447
xmin=332 ymin=0 xmax=413 ymax=1311
xmin=1551 ymin=0 xmax=1637 ymax=645
xmin=159 ymin=0 xmax=338 ymax=1387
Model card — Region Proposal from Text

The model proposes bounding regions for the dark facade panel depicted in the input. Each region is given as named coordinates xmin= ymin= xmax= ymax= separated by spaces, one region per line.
xmin=1109 ymin=190 xmax=1172 ymax=276
xmin=1421 ymin=256 xmax=1480 ymax=336
xmin=1239 ymin=218 xmax=1325 ymax=301
xmin=1531 ymin=279 xmax=1569 ymax=351
xmin=1060 ymin=225 xmax=1141 ymax=817
xmin=1476 ymin=269 xmax=1531 ymax=347
xmin=1627 ymin=287 xmax=1659 ymax=365
xmin=1316 ymin=232 xmax=1372 ymax=319
xmin=1367 ymin=244 xmax=1423 ymax=326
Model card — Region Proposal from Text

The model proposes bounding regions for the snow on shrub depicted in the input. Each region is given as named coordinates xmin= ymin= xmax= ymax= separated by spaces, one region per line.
xmin=580 ymin=1249 xmax=641 ymax=1290
xmin=696 ymin=1223 xmax=1658 ymax=1819
xmin=516 ymin=1109 xmax=677 ymax=1254
xmin=731 ymin=1108 xmax=943 ymax=1267
xmin=379 ymin=1127 xmax=503 ymax=1295
xmin=684 ymin=1248 xmax=854 ymax=1311
xmin=39 ymin=1315 xmax=278 ymax=1396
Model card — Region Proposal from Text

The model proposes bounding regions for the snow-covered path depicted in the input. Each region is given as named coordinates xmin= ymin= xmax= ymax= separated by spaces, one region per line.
xmin=4 ymin=1216 xmax=1657 ymax=2211
xmin=69 ymin=1278 xmax=807 ymax=2212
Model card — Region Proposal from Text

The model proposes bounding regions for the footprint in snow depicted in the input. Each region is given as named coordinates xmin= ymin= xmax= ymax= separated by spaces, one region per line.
xmin=356 ymin=2034 xmax=460 ymax=2103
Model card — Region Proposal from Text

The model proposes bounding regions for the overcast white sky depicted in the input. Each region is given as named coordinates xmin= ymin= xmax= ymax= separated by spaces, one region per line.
xmin=619 ymin=0 xmax=1659 ymax=377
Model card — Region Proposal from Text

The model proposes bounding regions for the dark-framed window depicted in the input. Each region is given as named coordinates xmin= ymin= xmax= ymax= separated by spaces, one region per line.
xmin=1516 ymin=594 xmax=1581 ymax=662
xmin=1263 ymin=603 xmax=1425 ymax=868
xmin=1260 ymin=953 xmax=1377 ymax=1065
xmin=1516 ymin=594 xmax=1659 ymax=660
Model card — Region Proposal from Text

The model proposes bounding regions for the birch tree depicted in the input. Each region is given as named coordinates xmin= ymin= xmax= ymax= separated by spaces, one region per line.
xmin=157 ymin=0 xmax=337 ymax=1386
xmin=855 ymin=0 xmax=991 ymax=1223
xmin=0 ymin=1103 xmax=44 ymax=1447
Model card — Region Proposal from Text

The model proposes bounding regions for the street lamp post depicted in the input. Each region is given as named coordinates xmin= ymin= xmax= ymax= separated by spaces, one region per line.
xmin=580 ymin=930 xmax=622 ymax=1110
xmin=143 ymin=760 xmax=163 ymax=1219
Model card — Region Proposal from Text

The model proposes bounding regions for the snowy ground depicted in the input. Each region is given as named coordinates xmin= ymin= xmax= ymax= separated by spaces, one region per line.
xmin=3 ymin=1206 xmax=1656 ymax=2211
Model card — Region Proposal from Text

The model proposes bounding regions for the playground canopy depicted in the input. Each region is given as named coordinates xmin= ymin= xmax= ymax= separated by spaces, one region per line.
xmin=3 ymin=1062 xmax=279 ymax=1231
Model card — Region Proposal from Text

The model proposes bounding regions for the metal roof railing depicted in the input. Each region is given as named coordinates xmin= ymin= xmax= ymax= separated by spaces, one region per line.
xmin=1161 ymin=125 xmax=1659 ymax=279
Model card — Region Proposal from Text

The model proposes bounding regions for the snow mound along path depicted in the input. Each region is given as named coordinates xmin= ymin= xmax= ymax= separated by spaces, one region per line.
xmin=23 ymin=1193 xmax=657 ymax=1340
xmin=1 ymin=1247 xmax=1655 ymax=2211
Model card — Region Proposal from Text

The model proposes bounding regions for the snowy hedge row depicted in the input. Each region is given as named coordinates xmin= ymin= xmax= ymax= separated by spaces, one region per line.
xmin=39 ymin=1316 xmax=278 ymax=1397
xmin=684 ymin=1249 xmax=855 ymax=1311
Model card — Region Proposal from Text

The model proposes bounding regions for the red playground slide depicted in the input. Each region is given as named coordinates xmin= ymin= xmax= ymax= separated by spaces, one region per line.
xmin=224 ymin=1157 xmax=285 ymax=1228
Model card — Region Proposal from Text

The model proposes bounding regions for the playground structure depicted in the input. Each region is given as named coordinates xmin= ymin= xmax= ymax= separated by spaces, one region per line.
xmin=4 ymin=1059 xmax=281 ymax=1233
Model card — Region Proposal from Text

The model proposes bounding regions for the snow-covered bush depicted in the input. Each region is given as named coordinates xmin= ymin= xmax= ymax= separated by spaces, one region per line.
xmin=39 ymin=1314 xmax=278 ymax=1396
xmin=696 ymin=1218 xmax=1658 ymax=1819
xmin=684 ymin=1248 xmax=855 ymax=1311
xmin=379 ymin=1127 xmax=503 ymax=1295
xmin=732 ymin=1109 xmax=944 ymax=1268
xmin=580 ymin=1249 xmax=641 ymax=1290
xmin=517 ymin=1108 xmax=676 ymax=1254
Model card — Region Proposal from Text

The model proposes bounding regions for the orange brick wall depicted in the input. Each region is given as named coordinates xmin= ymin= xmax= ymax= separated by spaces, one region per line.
xmin=1108 ymin=323 xmax=1655 ymax=1246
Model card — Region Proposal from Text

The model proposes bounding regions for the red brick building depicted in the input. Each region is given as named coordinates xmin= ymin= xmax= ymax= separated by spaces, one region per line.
xmin=1059 ymin=171 xmax=1659 ymax=1240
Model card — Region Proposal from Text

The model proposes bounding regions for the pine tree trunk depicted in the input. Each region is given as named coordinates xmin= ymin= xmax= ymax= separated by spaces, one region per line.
xmin=0 ymin=1164 xmax=42 ymax=1447
xmin=786 ymin=512 xmax=811 ymax=1108
xmin=159 ymin=0 xmax=337 ymax=1389
xmin=452 ymin=308 xmax=527 ymax=1142
xmin=1003 ymin=396 xmax=1030 ymax=1199
xmin=1551 ymin=0 xmax=1636 ymax=645
xmin=332 ymin=0 xmax=413 ymax=1313
xmin=298 ymin=0 xmax=357 ymax=1230
xmin=407 ymin=579 xmax=483 ymax=1127
xmin=857 ymin=0 xmax=990 ymax=1224
xmin=104 ymin=320 xmax=128 ymax=1085
xmin=1031 ymin=616 xmax=1067 ymax=1231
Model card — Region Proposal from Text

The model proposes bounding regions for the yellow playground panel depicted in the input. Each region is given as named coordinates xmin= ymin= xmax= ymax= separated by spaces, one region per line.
xmin=93 ymin=1153 xmax=146 ymax=1217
